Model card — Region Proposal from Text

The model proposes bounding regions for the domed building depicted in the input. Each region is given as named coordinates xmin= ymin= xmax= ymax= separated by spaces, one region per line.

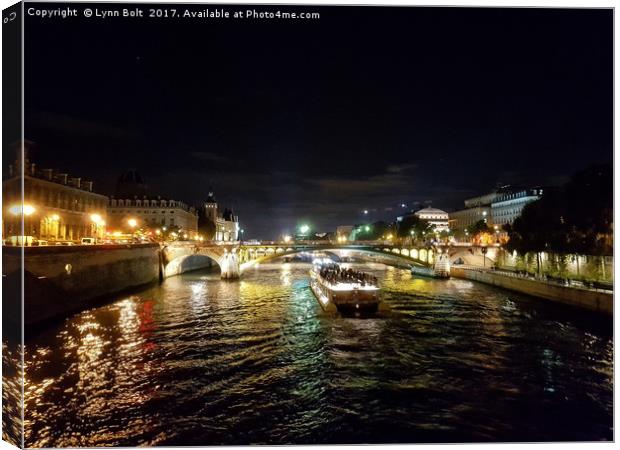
xmin=414 ymin=207 xmax=450 ymax=232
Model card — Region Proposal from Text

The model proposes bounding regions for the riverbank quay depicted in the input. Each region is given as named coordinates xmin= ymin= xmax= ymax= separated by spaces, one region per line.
xmin=3 ymin=243 xmax=162 ymax=326
xmin=451 ymin=266 xmax=612 ymax=314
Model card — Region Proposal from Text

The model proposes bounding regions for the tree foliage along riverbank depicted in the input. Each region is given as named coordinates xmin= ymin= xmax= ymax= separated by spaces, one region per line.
xmin=504 ymin=163 xmax=612 ymax=257
xmin=500 ymin=164 xmax=613 ymax=283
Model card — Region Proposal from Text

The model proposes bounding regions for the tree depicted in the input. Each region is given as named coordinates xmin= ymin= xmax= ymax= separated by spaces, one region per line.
xmin=438 ymin=229 xmax=452 ymax=239
xmin=396 ymin=215 xmax=433 ymax=239
xmin=504 ymin=163 xmax=612 ymax=260
xmin=467 ymin=219 xmax=491 ymax=236
xmin=353 ymin=221 xmax=392 ymax=241
xmin=503 ymin=189 xmax=567 ymax=255
xmin=563 ymin=164 xmax=613 ymax=255
xmin=466 ymin=219 xmax=493 ymax=244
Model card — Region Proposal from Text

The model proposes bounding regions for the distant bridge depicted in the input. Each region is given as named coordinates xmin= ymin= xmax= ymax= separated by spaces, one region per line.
xmin=161 ymin=241 xmax=499 ymax=279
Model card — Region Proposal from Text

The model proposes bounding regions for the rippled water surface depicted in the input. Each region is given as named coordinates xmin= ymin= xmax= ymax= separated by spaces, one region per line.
xmin=22 ymin=263 xmax=612 ymax=446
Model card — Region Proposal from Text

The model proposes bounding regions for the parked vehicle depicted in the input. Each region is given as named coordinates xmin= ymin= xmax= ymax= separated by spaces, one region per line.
xmin=81 ymin=237 xmax=96 ymax=245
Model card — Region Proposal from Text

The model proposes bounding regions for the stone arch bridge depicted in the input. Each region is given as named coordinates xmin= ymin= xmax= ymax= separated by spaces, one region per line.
xmin=160 ymin=241 xmax=494 ymax=279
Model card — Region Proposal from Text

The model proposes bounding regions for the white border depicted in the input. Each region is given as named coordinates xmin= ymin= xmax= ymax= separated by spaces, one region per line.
xmin=0 ymin=1 xmax=616 ymax=450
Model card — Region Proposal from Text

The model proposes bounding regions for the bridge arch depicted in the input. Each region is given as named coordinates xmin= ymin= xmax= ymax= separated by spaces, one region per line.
xmin=419 ymin=248 xmax=428 ymax=262
xmin=239 ymin=246 xmax=430 ymax=271
xmin=163 ymin=253 xmax=220 ymax=278
xmin=161 ymin=242 xmax=452 ymax=280
xmin=162 ymin=244 xmax=241 ymax=279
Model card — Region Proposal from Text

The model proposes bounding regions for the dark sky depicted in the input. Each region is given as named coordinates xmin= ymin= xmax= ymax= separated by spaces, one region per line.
xmin=20 ymin=4 xmax=612 ymax=239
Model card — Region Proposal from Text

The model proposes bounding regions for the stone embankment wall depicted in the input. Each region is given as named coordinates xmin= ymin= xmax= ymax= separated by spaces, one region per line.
xmin=451 ymin=267 xmax=612 ymax=314
xmin=3 ymin=244 xmax=162 ymax=325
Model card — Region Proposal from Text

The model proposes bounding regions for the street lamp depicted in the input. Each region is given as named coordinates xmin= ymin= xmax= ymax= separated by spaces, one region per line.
xmin=8 ymin=204 xmax=37 ymax=242
xmin=9 ymin=204 xmax=36 ymax=216
xmin=128 ymin=218 xmax=138 ymax=242
xmin=240 ymin=228 xmax=245 ymax=242
xmin=90 ymin=214 xmax=104 ymax=244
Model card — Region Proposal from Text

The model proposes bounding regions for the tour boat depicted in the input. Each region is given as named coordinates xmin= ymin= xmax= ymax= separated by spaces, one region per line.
xmin=309 ymin=260 xmax=382 ymax=314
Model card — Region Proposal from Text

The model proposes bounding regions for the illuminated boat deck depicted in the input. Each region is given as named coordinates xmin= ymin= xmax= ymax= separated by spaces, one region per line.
xmin=309 ymin=263 xmax=382 ymax=313
xmin=321 ymin=281 xmax=379 ymax=291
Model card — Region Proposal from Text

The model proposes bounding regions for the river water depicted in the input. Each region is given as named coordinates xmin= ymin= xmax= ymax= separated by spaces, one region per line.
xmin=21 ymin=263 xmax=612 ymax=446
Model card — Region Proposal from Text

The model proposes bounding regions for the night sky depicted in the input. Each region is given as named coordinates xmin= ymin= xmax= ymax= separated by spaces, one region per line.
xmin=19 ymin=4 xmax=612 ymax=239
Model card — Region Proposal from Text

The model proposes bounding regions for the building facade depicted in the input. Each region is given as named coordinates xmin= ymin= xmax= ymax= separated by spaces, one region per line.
xmin=450 ymin=187 xmax=543 ymax=232
xmin=199 ymin=190 xmax=239 ymax=241
xmin=107 ymin=171 xmax=199 ymax=235
xmin=491 ymin=188 xmax=543 ymax=226
xmin=3 ymin=147 xmax=108 ymax=243
xmin=449 ymin=192 xmax=499 ymax=233
xmin=107 ymin=196 xmax=198 ymax=233
xmin=463 ymin=192 xmax=500 ymax=209
xmin=449 ymin=206 xmax=492 ymax=232
xmin=414 ymin=207 xmax=450 ymax=232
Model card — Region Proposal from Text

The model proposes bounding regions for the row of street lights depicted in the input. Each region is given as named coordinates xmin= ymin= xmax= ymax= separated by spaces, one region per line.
xmin=5 ymin=205 xmax=243 ymax=244
xmin=7 ymin=203 xmax=109 ymax=242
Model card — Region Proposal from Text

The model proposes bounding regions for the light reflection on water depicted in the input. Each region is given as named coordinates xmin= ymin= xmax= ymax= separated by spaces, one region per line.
xmin=19 ymin=263 xmax=612 ymax=446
